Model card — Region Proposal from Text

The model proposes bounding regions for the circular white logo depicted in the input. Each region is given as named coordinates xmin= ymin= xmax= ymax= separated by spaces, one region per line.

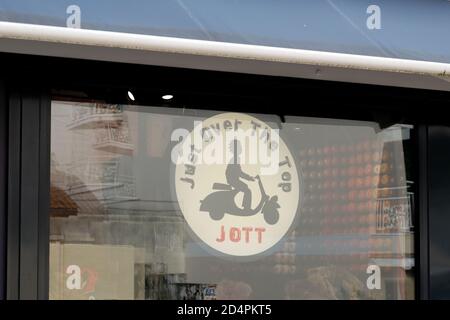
xmin=175 ymin=113 xmax=299 ymax=257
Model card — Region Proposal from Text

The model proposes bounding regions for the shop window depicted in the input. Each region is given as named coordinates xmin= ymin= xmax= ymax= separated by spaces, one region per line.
xmin=49 ymin=100 xmax=415 ymax=300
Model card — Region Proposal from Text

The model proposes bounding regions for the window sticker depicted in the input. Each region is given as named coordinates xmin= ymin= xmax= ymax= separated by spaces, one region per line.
xmin=174 ymin=113 xmax=300 ymax=257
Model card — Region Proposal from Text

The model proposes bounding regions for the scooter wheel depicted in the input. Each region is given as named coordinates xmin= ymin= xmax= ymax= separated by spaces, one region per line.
xmin=210 ymin=211 xmax=225 ymax=221
xmin=264 ymin=211 xmax=279 ymax=225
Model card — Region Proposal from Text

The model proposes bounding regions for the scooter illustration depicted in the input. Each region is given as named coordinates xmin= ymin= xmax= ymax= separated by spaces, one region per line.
xmin=199 ymin=175 xmax=280 ymax=225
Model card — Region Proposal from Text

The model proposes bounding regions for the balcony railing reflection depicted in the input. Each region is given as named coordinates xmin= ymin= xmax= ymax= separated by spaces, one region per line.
xmin=375 ymin=185 xmax=413 ymax=234
xmin=100 ymin=175 xmax=138 ymax=203
xmin=93 ymin=122 xmax=134 ymax=155
xmin=66 ymin=157 xmax=119 ymax=187
xmin=67 ymin=103 xmax=124 ymax=130
xmin=63 ymin=157 xmax=138 ymax=203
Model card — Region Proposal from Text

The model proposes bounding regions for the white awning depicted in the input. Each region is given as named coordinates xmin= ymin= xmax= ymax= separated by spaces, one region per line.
xmin=1 ymin=21 xmax=449 ymax=91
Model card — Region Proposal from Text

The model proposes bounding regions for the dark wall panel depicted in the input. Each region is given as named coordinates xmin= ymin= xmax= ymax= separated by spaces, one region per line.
xmin=19 ymin=93 xmax=40 ymax=299
xmin=5 ymin=88 xmax=50 ymax=300
xmin=429 ymin=126 xmax=450 ymax=299
xmin=0 ymin=78 xmax=6 ymax=299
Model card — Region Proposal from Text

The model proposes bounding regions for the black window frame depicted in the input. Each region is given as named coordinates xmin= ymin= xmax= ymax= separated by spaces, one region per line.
xmin=6 ymin=87 xmax=50 ymax=300
xmin=0 ymin=77 xmax=7 ymax=300
xmin=4 ymin=52 xmax=449 ymax=300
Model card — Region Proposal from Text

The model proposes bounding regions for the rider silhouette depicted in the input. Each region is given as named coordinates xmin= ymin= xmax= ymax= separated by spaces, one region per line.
xmin=226 ymin=139 xmax=254 ymax=211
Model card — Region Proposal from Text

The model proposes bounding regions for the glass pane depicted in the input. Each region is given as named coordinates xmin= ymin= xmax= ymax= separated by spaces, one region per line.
xmin=50 ymin=101 xmax=415 ymax=300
